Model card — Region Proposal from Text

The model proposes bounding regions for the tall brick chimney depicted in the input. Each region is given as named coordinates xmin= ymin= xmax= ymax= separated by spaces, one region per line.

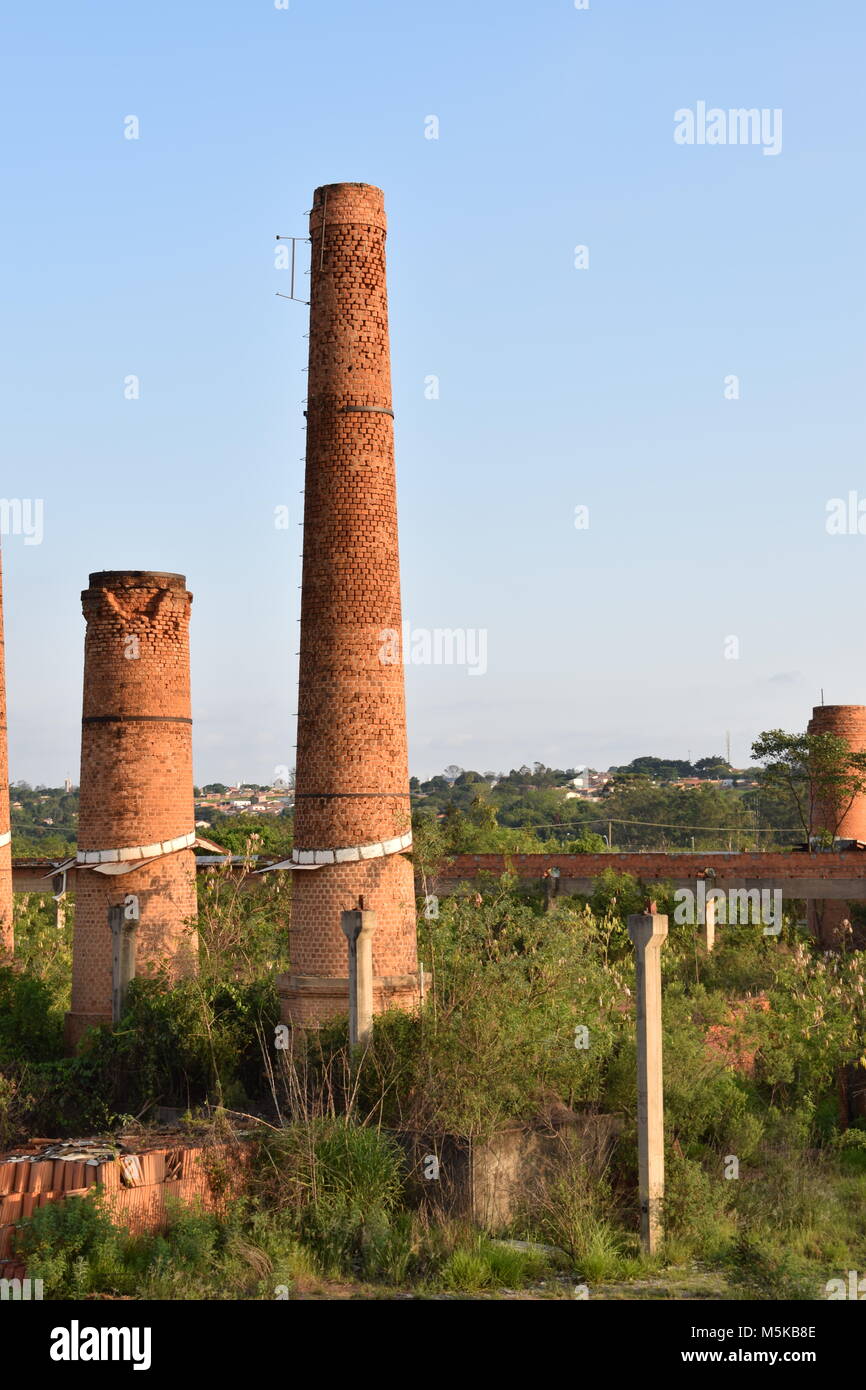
xmin=0 ymin=550 xmax=13 ymax=956
xmin=806 ymin=703 xmax=866 ymax=947
xmin=280 ymin=182 xmax=419 ymax=1027
xmin=66 ymin=571 xmax=198 ymax=1048
xmin=806 ymin=704 xmax=866 ymax=841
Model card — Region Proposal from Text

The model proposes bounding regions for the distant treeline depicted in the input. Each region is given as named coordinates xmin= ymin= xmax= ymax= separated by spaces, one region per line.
xmin=7 ymin=755 xmax=803 ymax=860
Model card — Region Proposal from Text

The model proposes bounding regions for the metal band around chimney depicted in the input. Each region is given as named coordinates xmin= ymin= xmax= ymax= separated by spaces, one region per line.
xmin=339 ymin=406 xmax=395 ymax=418
xmin=77 ymin=830 xmax=197 ymax=866
xmin=292 ymin=830 xmax=413 ymax=866
xmin=293 ymin=791 xmax=411 ymax=799
xmin=83 ymin=715 xmax=193 ymax=726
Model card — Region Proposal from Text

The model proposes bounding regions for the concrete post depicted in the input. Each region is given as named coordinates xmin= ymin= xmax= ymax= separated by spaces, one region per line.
xmin=341 ymin=908 xmax=376 ymax=1048
xmin=51 ymin=871 xmax=67 ymax=933
xmin=543 ymin=866 xmax=561 ymax=913
xmin=627 ymin=905 xmax=668 ymax=1255
xmin=703 ymin=893 xmax=716 ymax=952
xmin=109 ymin=904 xmax=137 ymax=1023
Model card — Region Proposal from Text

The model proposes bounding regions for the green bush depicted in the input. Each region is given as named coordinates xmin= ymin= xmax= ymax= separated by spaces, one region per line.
xmin=255 ymin=1120 xmax=405 ymax=1278
xmin=13 ymin=1189 xmax=132 ymax=1297
xmin=663 ymin=1151 xmax=729 ymax=1249
xmin=727 ymin=1232 xmax=818 ymax=1301
xmin=438 ymin=1235 xmax=549 ymax=1292
xmin=347 ymin=896 xmax=630 ymax=1140
xmin=0 ymin=966 xmax=64 ymax=1063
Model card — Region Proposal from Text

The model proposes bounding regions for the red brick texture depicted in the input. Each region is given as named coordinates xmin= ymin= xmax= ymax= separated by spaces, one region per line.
xmin=66 ymin=572 xmax=198 ymax=1048
xmin=433 ymin=851 xmax=841 ymax=883
xmin=285 ymin=183 xmax=419 ymax=1025
xmin=806 ymin=704 xmax=866 ymax=946
xmin=806 ymin=705 xmax=866 ymax=841
xmin=0 ymin=550 xmax=12 ymax=955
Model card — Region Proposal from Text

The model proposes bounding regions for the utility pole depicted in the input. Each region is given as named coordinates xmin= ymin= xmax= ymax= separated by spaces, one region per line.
xmin=628 ymin=903 xmax=668 ymax=1254
xmin=109 ymin=895 xmax=139 ymax=1024
xmin=341 ymin=907 xmax=376 ymax=1049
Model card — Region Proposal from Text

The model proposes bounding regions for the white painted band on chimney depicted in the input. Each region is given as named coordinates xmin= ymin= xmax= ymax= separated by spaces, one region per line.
xmin=291 ymin=830 xmax=413 ymax=866
xmin=0 ymin=831 xmax=10 ymax=849
xmin=77 ymin=830 xmax=197 ymax=866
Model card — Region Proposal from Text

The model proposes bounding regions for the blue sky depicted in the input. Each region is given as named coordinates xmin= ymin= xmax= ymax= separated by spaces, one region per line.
xmin=1 ymin=0 xmax=864 ymax=785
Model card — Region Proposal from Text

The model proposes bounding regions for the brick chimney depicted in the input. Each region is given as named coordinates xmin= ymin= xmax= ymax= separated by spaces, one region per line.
xmin=279 ymin=183 xmax=419 ymax=1027
xmin=806 ymin=703 xmax=866 ymax=948
xmin=806 ymin=704 xmax=866 ymax=841
xmin=0 ymin=550 xmax=13 ymax=955
xmin=66 ymin=571 xmax=198 ymax=1048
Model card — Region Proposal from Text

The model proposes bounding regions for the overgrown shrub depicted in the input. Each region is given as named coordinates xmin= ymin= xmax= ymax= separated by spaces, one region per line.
xmin=0 ymin=966 xmax=64 ymax=1063
xmin=254 ymin=1119 xmax=405 ymax=1278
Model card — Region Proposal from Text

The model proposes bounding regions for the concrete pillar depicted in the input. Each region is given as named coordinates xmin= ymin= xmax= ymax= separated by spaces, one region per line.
xmin=543 ymin=866 xmax=561 ymax=912
xmin=109 ymin=901 xmax=138 ymax=1023
xmin=280 ymin=183 xmax=419 ymax=1028
xmin=341 ymin=908 xmax=376 ymax=1048
xmin=66 ymin=571 xmax=198 ymax=1049
xmin=628 ymin=906 xmax=668 ymax=1255
xmin=0 ymin=549 xmax=13 ymax=956
xmin=703 ymin=893 xmax=716 ymax=952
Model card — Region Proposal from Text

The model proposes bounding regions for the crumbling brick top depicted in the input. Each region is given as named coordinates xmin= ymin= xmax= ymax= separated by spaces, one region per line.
xmin=86 ymin=571 xmax=189 ymax=592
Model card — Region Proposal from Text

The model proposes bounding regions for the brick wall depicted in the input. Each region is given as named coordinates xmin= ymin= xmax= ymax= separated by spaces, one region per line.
xmin=433 ymin=850 xmax=864 ymax=885
xmin=285 ymin=183 xmax=418 ymax=1025
xmin=0 ymin=550 xmax=12 ymax=954
xmin=66 ymin=572 xmax=198 ymax=1048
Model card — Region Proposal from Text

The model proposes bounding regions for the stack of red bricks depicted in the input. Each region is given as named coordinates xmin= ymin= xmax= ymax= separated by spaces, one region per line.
xmin=0 ymin=1135 xmax=255 ymax=1281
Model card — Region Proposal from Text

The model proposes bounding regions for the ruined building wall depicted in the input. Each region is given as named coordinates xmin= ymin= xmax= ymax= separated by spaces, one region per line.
xmin=66 ymin=572 xmax=198 ymax=1048
xmin=0 ymin=551 xmax=13 ymax=955
xmin=282 ymin=182 xmax=419 ymax=1026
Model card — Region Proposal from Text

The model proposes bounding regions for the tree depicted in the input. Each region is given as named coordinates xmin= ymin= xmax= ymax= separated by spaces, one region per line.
xmin=442 ymin=803 xmax=466 ymax=852
xmin=693 ymin=756 xmax=732 ymax=776
xmin=751 ymin=728 xmax=866 ymax=844
xmin=422 ymin=776 xmax=451 ymax=794
xmin=454 ymin=770 xmax=485 ymax=788
xmin=468 ymin=795 xmax=498 ymax=831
